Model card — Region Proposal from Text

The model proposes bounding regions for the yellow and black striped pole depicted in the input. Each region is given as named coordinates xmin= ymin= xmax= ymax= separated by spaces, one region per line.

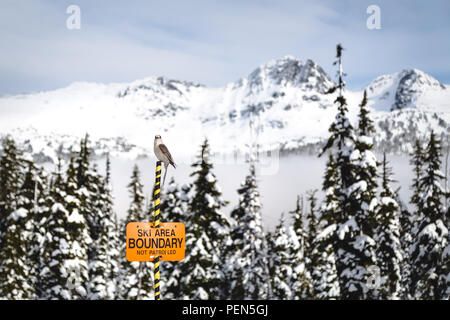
xmin=153 ymin=161 xmax=162 ymax=300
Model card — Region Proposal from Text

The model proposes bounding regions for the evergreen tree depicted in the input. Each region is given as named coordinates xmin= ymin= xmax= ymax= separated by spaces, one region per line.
xmin=267 ymin=214 xmax=293 ymax=299
xmin=404 ymin=139 xmax=426 ymax=298
xmin=119 ymin=165 xmax=153 ymax=300
xmin=410 ymin=132 xmax=448 ymax=299
xmin=40 ymin=158 xmax=78 ymax=299
xmin=73 ymin=135 xmax=106 ymax=299
xmin=319 ymin=155 xmax=339 ymax=230
xmin=161 ymin=178 xmax=191 ymax=300
xmin=320 ymin=44 xmax=376 ymax=299
xmin=310 ymin=227 xmax=340 ymax=300
xmin=76 ymin=134 xmax=91 ymax=189
xmin=0 ymin=136 xmax=22 ymax=242
xmin=64 ymin=157 xmax=91 ymax=299
xmin=225 ymin=163 xmax=269 ymax=300
xmin=410 ymin=140 xmax=425 ymax=235
xmin=347 ymin=90 xmax=379 ymax=299
xmin=87 ymin=164 xmax=119 ymax=299
xmin=396 ymin=192 xmax=414 ymax=299
xmin=0 ymin=207 xmax=33 ymax=299
xmin=67 ymin=135 xmax=113 ymax=299
xmin=109 ymin=211 xmax=121 ymax=299
xmin=0 ymin=137 xmax=34 ymax=299
xmin=105 ymin=153 xmax=111 ymax=185
xmin=304 ymin=191 xmax=318 ymax=299
xmin=102 ymin=158 xmax=121 ymax=299
xmin=307 ymin=189 xmax=333 ymax=299
xmin=353 ymin=90 xmax=379 ymax=232
xmin=288 ymin=195 xmax=313 ymax=299
xmin=162 ymin=178 xmax=191 ymax=224
xmin=309 ymin=156 xmax=341 ymax=300
xmin=306 ymin=190 xmax=318 ymax=260
xmin=410 ymin=140 xmax=425 ymax=209
xmin=375 ymin=154 xmax=403 ymax=299
xmin=17 ymin=162 xmax=49 ymax=298
xmin=181 ymin=139 xmax=230 ymax=299
xmin=290 ymin=195 xmax=305 ymax=241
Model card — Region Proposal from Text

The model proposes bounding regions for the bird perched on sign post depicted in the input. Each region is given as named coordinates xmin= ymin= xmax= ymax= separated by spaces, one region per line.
xmin=154 ymin=135 xmax=176 ymax=187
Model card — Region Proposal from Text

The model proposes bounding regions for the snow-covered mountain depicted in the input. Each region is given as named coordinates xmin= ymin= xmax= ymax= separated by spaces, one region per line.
xmin=0 ymin=56 xmax=449 ymax=163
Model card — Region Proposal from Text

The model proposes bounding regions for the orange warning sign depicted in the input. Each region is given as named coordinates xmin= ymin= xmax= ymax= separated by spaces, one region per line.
xmin=126 ymin=222 xmax=185 ymax=262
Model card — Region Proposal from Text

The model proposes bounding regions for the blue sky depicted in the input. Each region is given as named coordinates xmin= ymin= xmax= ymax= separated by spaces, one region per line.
xmin=1 ymin=0 xmax=449 ymax=94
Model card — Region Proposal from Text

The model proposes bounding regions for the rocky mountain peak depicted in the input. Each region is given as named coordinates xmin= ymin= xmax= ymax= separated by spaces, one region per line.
xmin=244 ymin=56 xmax=334 ymax=94
xmin=366 ymin=68 xmax=446 ymax=111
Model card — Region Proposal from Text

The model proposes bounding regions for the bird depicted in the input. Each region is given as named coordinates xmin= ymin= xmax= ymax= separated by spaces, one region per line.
xmin=154 ymin=135 xmax=176 ymax=187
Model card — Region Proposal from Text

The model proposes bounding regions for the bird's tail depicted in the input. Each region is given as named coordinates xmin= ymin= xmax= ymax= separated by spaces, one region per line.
xmin=162 ymin=165 xmax=168 ymax=188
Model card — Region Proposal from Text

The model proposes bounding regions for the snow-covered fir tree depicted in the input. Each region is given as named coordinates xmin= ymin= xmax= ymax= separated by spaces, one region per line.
xmin=119 ymin=164 xmax=153 ymax=300
xmin=16 ymin=161 xmax=49 ymax=298
xmin=396 ymin=192 xmax=414 ymax=299
xmin=320 ymin=44 xmax=377 ymax=299
xmin=288 ymin=195 xmax=313 ymax=299
xmin=375 ymin=153 xmax=403 ymax=299
xmin=410 ymin=140 xmax=425 ymax=235
xmin=108 ymin=210 xmax=121 ymax=299
xmin=0 ymin=207 xmax=33 ymax=299
xmin=161 ymin=177 xmax=191 ymax=300
xmin=348 ymin=89 xmax=380 ymax=299
xmin=314 ymin=154 xmax=341 ymax=299
xmin=304 ymin=190 xmax=318 ymax=299
xmin=180 ymin=139 xmax=230 ymax=299
xmin=63 ymin=157 xmax=91 ymax=299
xmin=87 ymin=163 xmax=119 ymax=300
xmin=267 ymin=214 xmax=293 ymax=299
xmin=410 ymin=140 xmax=425 ymax=208
xmin=352 ymin=90 xmax=379 ymax=232
xmin=0 ymin=137 xmax=35 ymax=299
xmin=225 ymin=163 xmax=269 ymax=300
xmin=290 ymin=195 xmax=305 ymax=248
xmin=72 ymin=135 xmax=111 ymax=299
xmin=162 ymin=177 xmax=191 ymax=224
xmin=306 ymin=190 xmax=318 ymax=258
xmin=307 ymin=189 xmax=339 ymax=300
xmin=40 ymin=158 xmax=78 ymax=299
xmin=102 ymin=155 xmax=121 ymax=299
xmin=410 ymin=132 xmax=448 ymax=299
xmin=404 ymin=139 xmax=426 ymax=298
xmin=0 ymin=136 xmax=22 ymax=243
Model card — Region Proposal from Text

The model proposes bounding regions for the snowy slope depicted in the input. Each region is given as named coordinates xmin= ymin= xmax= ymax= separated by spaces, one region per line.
xmin=0 ymin=56 xmax=449 ymax=163
xmin=366 ymin=69 xmax=449 ymax=112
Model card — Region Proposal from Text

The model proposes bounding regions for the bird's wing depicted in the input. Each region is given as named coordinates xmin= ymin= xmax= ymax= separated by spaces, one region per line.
xmin=159 ymin=144 xmax=176 ymax=168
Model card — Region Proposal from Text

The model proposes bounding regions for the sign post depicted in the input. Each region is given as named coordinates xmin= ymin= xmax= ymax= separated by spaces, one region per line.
xmin=153 ymin=161 xmax=162 ymax=300
xmin=126 ymin=222 xmax=185 ymax=261
xmin=126 ymin=161 xmax=185 ymax=300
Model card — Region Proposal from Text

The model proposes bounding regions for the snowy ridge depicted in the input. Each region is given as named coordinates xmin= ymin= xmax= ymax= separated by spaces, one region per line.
xmin=0 ymin=56 xmax=449 ymax=163
xmin=366 ymin=69 xmax=448 ymax=111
